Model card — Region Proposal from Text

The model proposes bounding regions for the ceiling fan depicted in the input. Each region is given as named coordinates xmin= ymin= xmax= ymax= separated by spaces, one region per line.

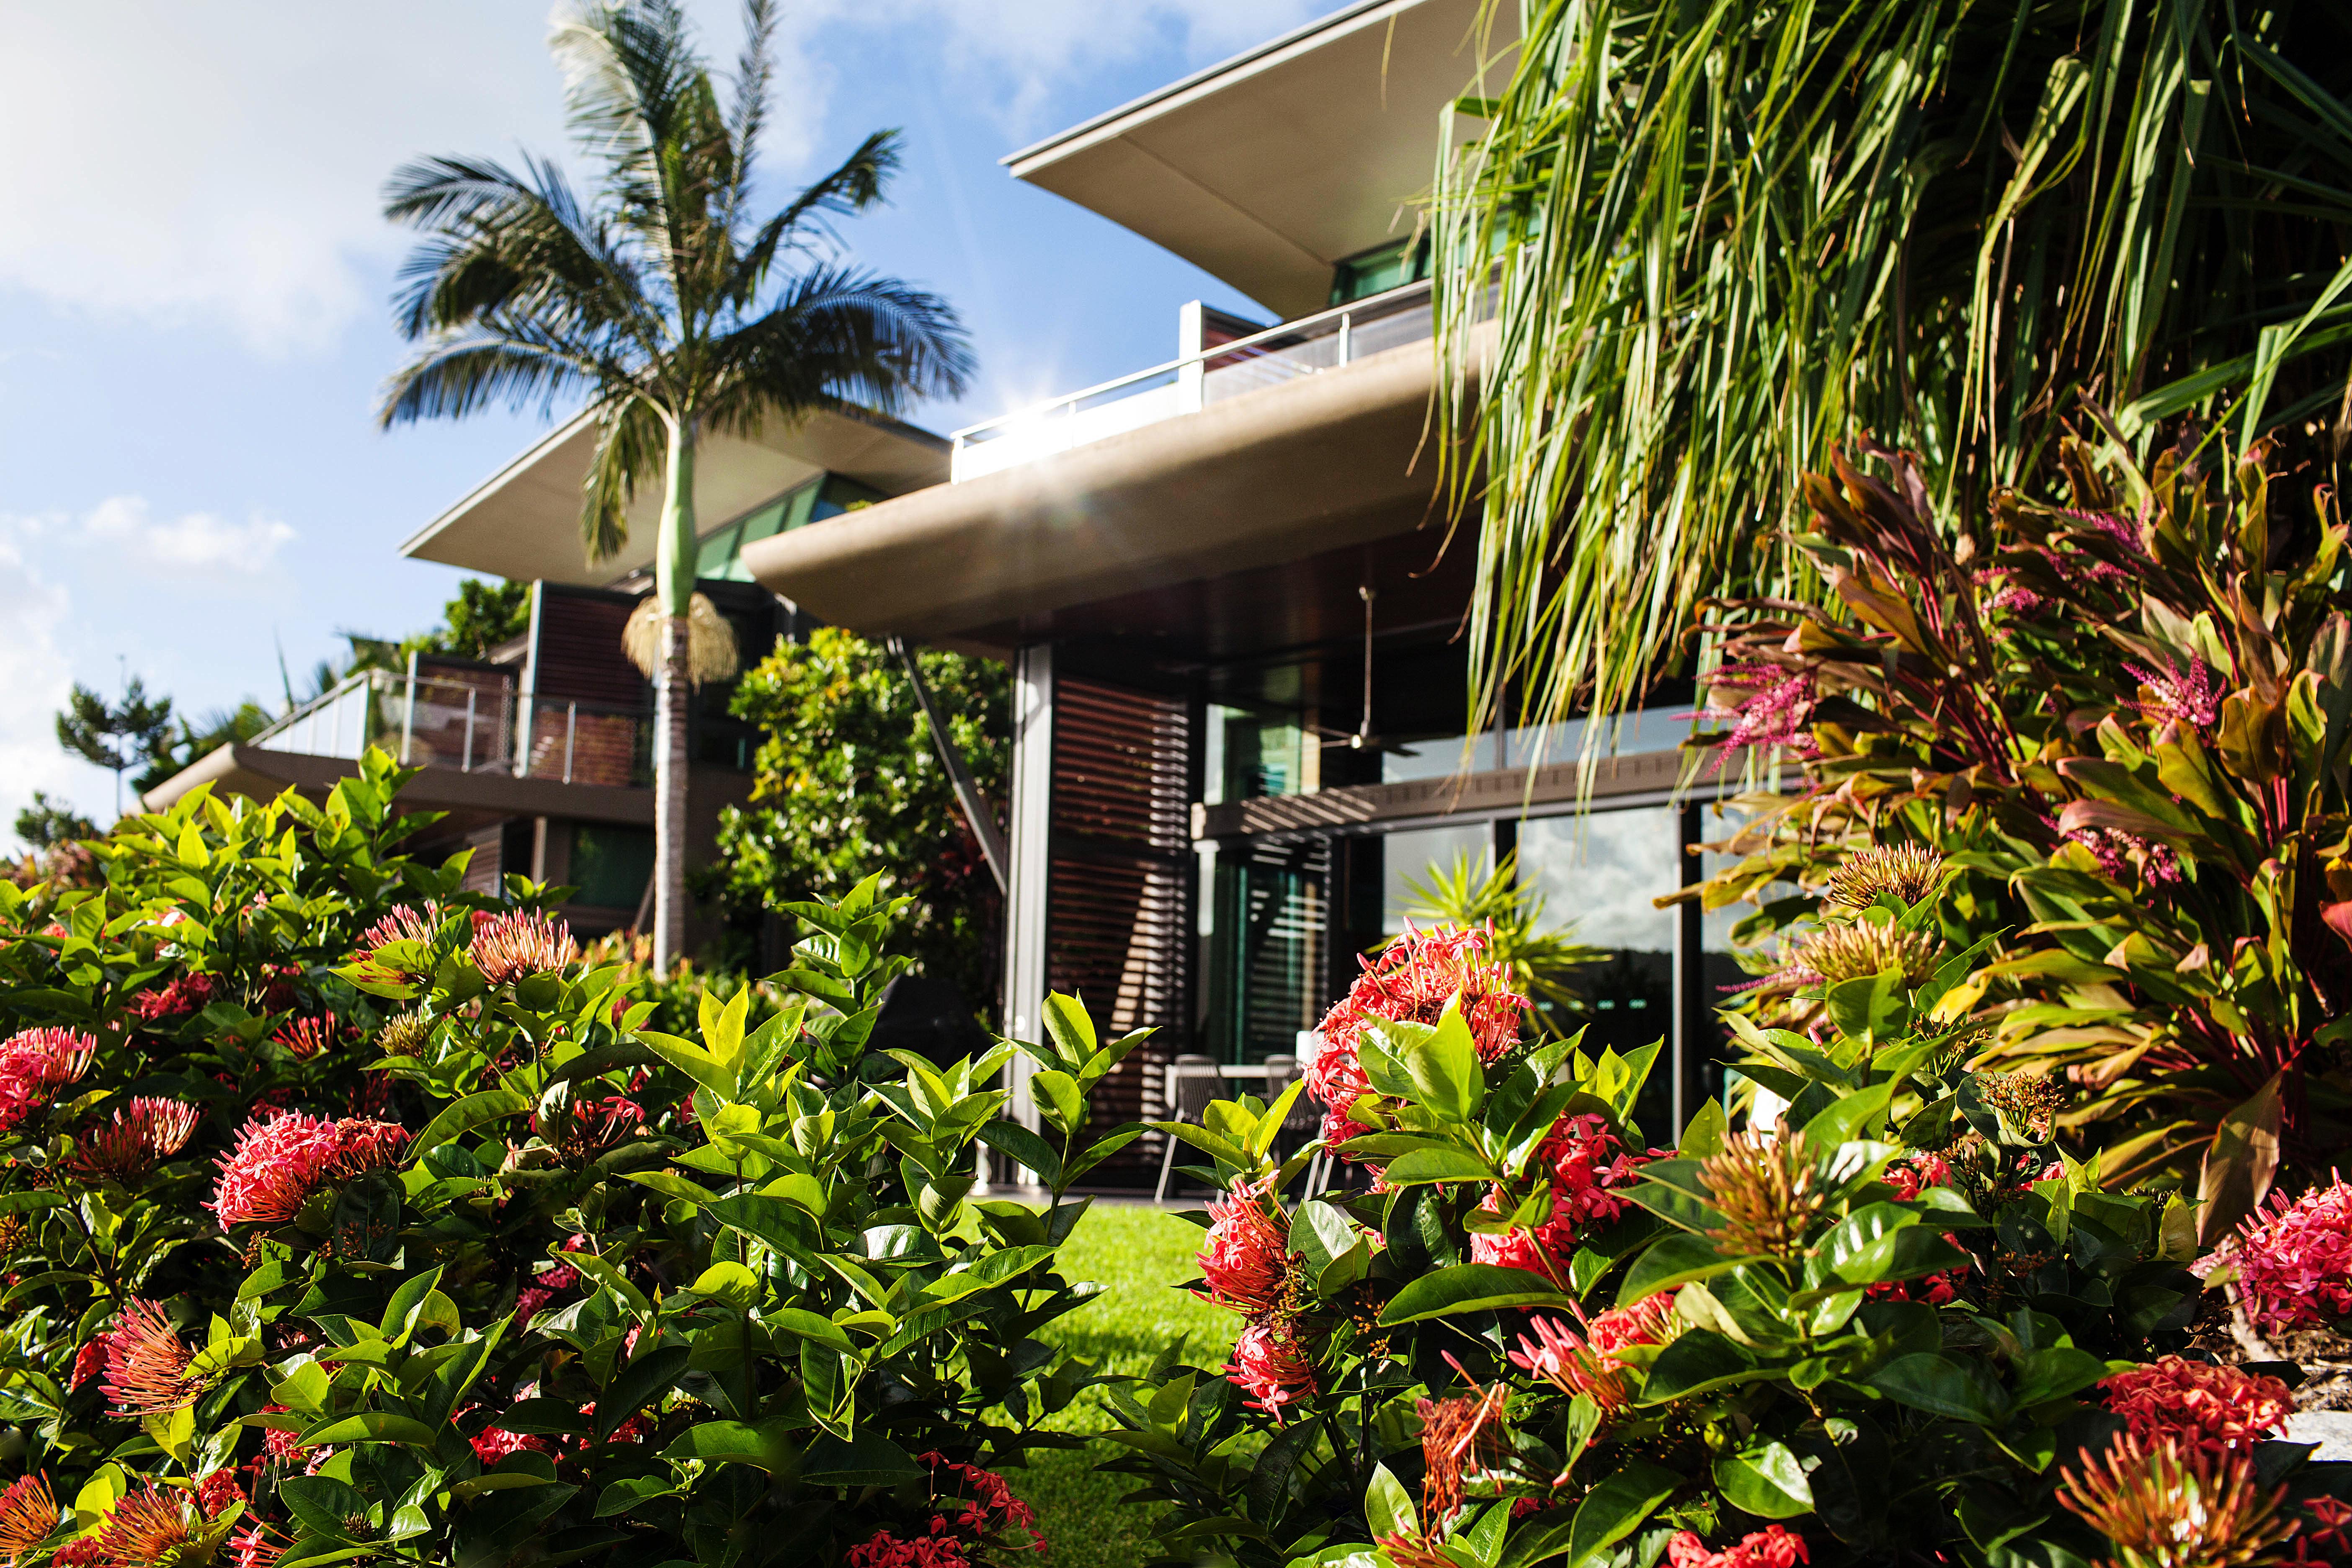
xmin=1314 ymin=584 xmax=1415 ymax=756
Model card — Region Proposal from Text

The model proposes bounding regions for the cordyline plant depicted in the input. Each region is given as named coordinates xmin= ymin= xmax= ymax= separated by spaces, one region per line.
xmin=0 ymin=748 xmax=1139 ymax=1567
xmin=1681 ymin=421 xmax=2352 ymax=1243
xmin=1108 ymin=900 xmax=2352 ymax=1568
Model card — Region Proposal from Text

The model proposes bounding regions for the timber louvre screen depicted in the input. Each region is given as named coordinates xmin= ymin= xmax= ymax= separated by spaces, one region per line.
xmin=1044 ymin=677 xmax=1191 ymax=1177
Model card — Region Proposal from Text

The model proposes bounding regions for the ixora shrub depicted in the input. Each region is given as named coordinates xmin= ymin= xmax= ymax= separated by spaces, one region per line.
xmin=1116 ymin=904 xmax=2352 ymax=1567
xmin=0 ymin=749 xmax=1142 ymax=1568
xmin=1682 ymin=424 xmax=2352 ymax=1240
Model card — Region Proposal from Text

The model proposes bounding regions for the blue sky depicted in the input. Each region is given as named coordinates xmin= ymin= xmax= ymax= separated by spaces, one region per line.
xmin=0 ymin=0 xmax=1319 ymax=843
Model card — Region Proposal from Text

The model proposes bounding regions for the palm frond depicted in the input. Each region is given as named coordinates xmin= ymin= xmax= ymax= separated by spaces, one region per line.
xmin=727 ymin=129 xmax=903 ymax=309
xmin=1431 ymin=0 xmax=2352 ymax=753
xmin=703 ymin=263 xmax=973 ymax=429
xmin=580 ymin=394 xmax=669 ymax=561
xmin=377 ymin=335 xmax=605 ymax=429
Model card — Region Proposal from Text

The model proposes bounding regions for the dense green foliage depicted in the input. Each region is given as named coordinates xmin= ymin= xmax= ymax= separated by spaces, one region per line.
xmin=1113 ymin=867 xmax=2352 ymax=1567
xmin=1686 ymin=426 xmax=2352 ymax=1240
xmin=717 ymin=628 xmax=1009 ymax=1019
xmin=0 ymin=750 xmax=1133 ymax=1567
xmin=1432 ymin=0 xmax=2352 ymax=744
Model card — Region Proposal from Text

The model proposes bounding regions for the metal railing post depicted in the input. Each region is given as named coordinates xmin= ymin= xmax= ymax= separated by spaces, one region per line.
xmin=1337 ymin=309 xmax=1352 ymax=366
xmin=564 ymin=704 xmax=577 ymax=784
xmin=462 ymin=688 xmax=477 ymax=772
xmin=400 ymin=671 xmax=416 ymax=763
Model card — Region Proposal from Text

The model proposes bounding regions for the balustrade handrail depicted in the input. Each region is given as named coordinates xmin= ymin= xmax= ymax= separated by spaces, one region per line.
xmin=948 ymin=277 xmax=1434 ymax=453
xmin=248 ymin=667 xmax=652 ymax=786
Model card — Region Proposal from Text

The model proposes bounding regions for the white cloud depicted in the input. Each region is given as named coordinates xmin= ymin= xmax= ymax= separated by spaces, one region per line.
xmin=0 ymin=3 xmax=1319 ymax=355
xmin=79 ymin=496 xmax=295 ymax=575
xmin=0 ymin=532 xmax=88 ymax=849
xmin=0 ymin=3 xmax=567 ymax=355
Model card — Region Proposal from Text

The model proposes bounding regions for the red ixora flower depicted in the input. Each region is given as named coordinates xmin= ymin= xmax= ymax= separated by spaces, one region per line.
xmin=1225 ymin=1319 xmax=1319 ymax=1421
xmin=2100 ymin=1356 xmax=2292 ymax=1455
xmin=270 ymin=1013 xmax=342 ymax=1061
xmin=1509 ymin=1290 xmax=1681 ymax=1413
xmin=80 ymin=1483 xmax=206 ymax=1567
xmin=229 ymin=1521 xmax=287 ymax=1568
xmin=1469 ymin=1114 xmax=1661 ymax=1282
xmin=2194 ymin=1174 xmax=2352 ymax=1334
xmin=352 ymin=903 xmax=444 ymax=981
xmin=1666 ymin=1524 xmax=1810 ymax=1568
xmin=209 ymin=1111 xmax=410 ymax=1228
xmin=99 ymin=1297 xmax=201 ymax=1416
xmin=1309 ymin=923 xmax=1528 ymax=1147
xmin=913 ymin=1452 xmax=1041 ymax=1545
xmin=0 ymin=1027 xmax=98 ymax=1131
xmin=70 ymin=1098 xmax=201 ymax=1182
xmin=469 ymin=910 xmax=578 ymax=985
xmin=1195 ymin=1179 xmax=1295 ymax=1318
xmin=0 ymin=1472 xmax=59 ymax=1564
xmin=846 ymin=1529 xmax=970 ymax=1568
xmin=536 ymin=1095 xmax=645 ymax=1158
xmin=194 ymin=1469 xmax=245 ymax=1518
xmin=126 ymin=971 xmax=216 ymax=1023
xmin=2058 ymin=1436 xmax=2296 ymax=1565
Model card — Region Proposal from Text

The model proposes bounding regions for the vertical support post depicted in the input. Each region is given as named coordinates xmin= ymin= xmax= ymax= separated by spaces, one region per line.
xmin=993 ymin=642 xmax=1056 ymax=1190
xmin=564 ymin=704 xmax=578 ymax=784
xmin=1336 ymin=310 xmax=1352 ymax=367
xmin=1176 ymin=300 xmax=1207 ymax=413
xmin=462 ymin=688 xmax=478 ymax=773
xmin=400 ymin=658 xmax=417 ymax=764
xmin=1671 ymin=799 xmax=1706 ymax=1135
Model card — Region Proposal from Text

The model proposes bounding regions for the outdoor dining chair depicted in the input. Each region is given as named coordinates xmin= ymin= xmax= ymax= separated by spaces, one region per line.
xmin=1153 ymin=1055 xmax=1228 ymax=1202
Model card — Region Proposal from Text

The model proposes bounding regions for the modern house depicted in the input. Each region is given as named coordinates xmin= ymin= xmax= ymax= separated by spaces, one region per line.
xmin=145 ymin=407 xmax=949 ymax=954
xmin=740 ymin=0 xmax=1749 ymax=1163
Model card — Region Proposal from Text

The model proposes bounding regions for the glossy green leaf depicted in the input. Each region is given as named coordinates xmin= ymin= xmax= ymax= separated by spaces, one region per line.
xmin=1377 ymin=1264 xmax=1576 ymax=1325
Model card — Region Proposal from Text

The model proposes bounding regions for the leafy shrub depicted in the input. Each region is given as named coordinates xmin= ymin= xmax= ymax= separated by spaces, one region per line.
xmin=1685 ymin=426 xmax=2352 ymax=1240
xmin=1112 ymin=884 xmax=2352 ymax=1567
xmin=0 ymin=750 xmax=1135 ymax=1567
xmin=717 ymin=629 xmax=1008 ymax=1016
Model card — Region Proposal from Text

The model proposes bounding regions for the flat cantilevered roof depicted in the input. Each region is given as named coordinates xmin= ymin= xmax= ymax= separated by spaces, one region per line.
xmin=400 ymin=406 xmax=949 ymax=588
xmin=1006 ymin=0 xmax=1512 ymax=318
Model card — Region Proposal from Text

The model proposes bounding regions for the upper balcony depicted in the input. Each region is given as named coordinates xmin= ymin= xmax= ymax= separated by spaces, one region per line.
xmin=950 ymin=280 xmax=1432 ymax=482
xmin=250 ymin=666 xmax=653 ymax=788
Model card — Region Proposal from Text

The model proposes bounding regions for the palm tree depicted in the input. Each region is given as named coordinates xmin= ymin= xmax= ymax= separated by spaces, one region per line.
xmin=1430 ymin=1 xmax=2352 ymax=747
xmin=379 ymin=0 xmax=972 ymax=971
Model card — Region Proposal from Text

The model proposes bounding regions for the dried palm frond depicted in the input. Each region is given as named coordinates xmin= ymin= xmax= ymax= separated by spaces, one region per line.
xmin=622 ymin=593 xmax=740 ymax=686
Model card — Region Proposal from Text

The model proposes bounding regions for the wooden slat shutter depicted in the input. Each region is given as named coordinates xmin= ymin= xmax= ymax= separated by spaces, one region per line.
xmin=1044 ymin=678 xmax=1192 ymax=1175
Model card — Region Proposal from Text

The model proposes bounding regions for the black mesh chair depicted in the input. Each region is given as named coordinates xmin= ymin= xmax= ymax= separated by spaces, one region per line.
xmin=1155 ymin=1055 xmax=1227 ymax=1202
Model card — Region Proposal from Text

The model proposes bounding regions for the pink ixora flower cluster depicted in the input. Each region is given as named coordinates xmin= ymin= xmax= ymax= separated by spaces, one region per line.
xmin=1508 ymin=1290 xmax=1681 ymax=1414
xmin=2193 ymin=1174 xmax=2352 ymax=1333
xmin=1666 ymin=1524 xmax=1809 ymax=1568
xmin=0 ymin=1027 xmax=97 ymax=1131
xmin=70 ymin=1097 xmax=202 ymax=1182
xmin=2100 ymin=1356 xmax=2290 ymax=1455
xmin=846 ymin=1451 xmax=1044 ymax=1568
xmin=469 ymin=910 xmax=578 ymax=985
xmin=209 ymin=1111 xmax=410 ymax=1228
xmin=126 ymin=971 xmax=216 ymax=1023
xmin=1865 ymin=1153 xmax=1967 ymax=1306
xmin=1309 ymin=923 xmax=1528 ymax=1148
xmin=1193 ymin=1179 xmax=1321 ymax=1418
xmin=1469 ymin=1113 xmax=1661 ymax=1284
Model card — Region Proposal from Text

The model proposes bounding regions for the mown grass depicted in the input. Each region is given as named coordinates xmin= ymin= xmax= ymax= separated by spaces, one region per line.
xmin=1005 ymin=1202 xmax=1234 ymax=1568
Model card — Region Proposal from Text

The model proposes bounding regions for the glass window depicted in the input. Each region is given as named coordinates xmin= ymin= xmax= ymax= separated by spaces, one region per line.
xmin=1518 ymin=807 xmax=1679 ymax=1134
xmin=1330 ymin=238 xmax=1430 ymax=305
xmin=1381 ymin=823 xmax=1493 ymax=933
xmin=571 ymin=824 xmax=655 ymax=909
xmin=1204 ymin=843 xmax=1328 ymax=1063
xmin=1204 ymin=701 xmax=1318 ymax=802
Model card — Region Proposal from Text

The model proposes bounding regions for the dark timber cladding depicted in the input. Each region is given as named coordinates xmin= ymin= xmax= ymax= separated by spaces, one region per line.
xmin=1044 ymin=678 xmax=1191 ymax=1172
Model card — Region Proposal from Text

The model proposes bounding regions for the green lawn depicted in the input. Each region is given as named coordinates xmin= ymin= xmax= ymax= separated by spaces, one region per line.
xmin=1008 ymin=1202 xmax=1235 ymax=1568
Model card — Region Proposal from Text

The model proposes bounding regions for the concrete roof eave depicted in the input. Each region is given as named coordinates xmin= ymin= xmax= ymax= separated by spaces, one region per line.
xmin=142 ymin=744 xmax=655 ymax=826
xmin=1006 ymin=0 xmax=1514 ymax=317
xmin=738 ymin=328 xmax=1489 ymax=650
xmin=398 ymin=405 xmax=951 ymax=588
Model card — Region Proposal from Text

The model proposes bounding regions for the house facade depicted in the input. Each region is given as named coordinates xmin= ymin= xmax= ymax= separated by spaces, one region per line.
xmin=740 ymin=0 xmax=1752 ymax=1166
xmin=145 ymin=405 xmax=949 ymax=957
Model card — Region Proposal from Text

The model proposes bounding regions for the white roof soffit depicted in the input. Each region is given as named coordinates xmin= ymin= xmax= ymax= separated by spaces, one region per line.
xmin=1005 ymin=0 xmax=1514 ymax=320
xmin=399 ymin=407 xmax=951 ymax=587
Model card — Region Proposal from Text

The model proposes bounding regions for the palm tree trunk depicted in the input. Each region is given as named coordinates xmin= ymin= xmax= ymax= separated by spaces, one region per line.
xmin=651 ymin=419 xmax=698 ymax=973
